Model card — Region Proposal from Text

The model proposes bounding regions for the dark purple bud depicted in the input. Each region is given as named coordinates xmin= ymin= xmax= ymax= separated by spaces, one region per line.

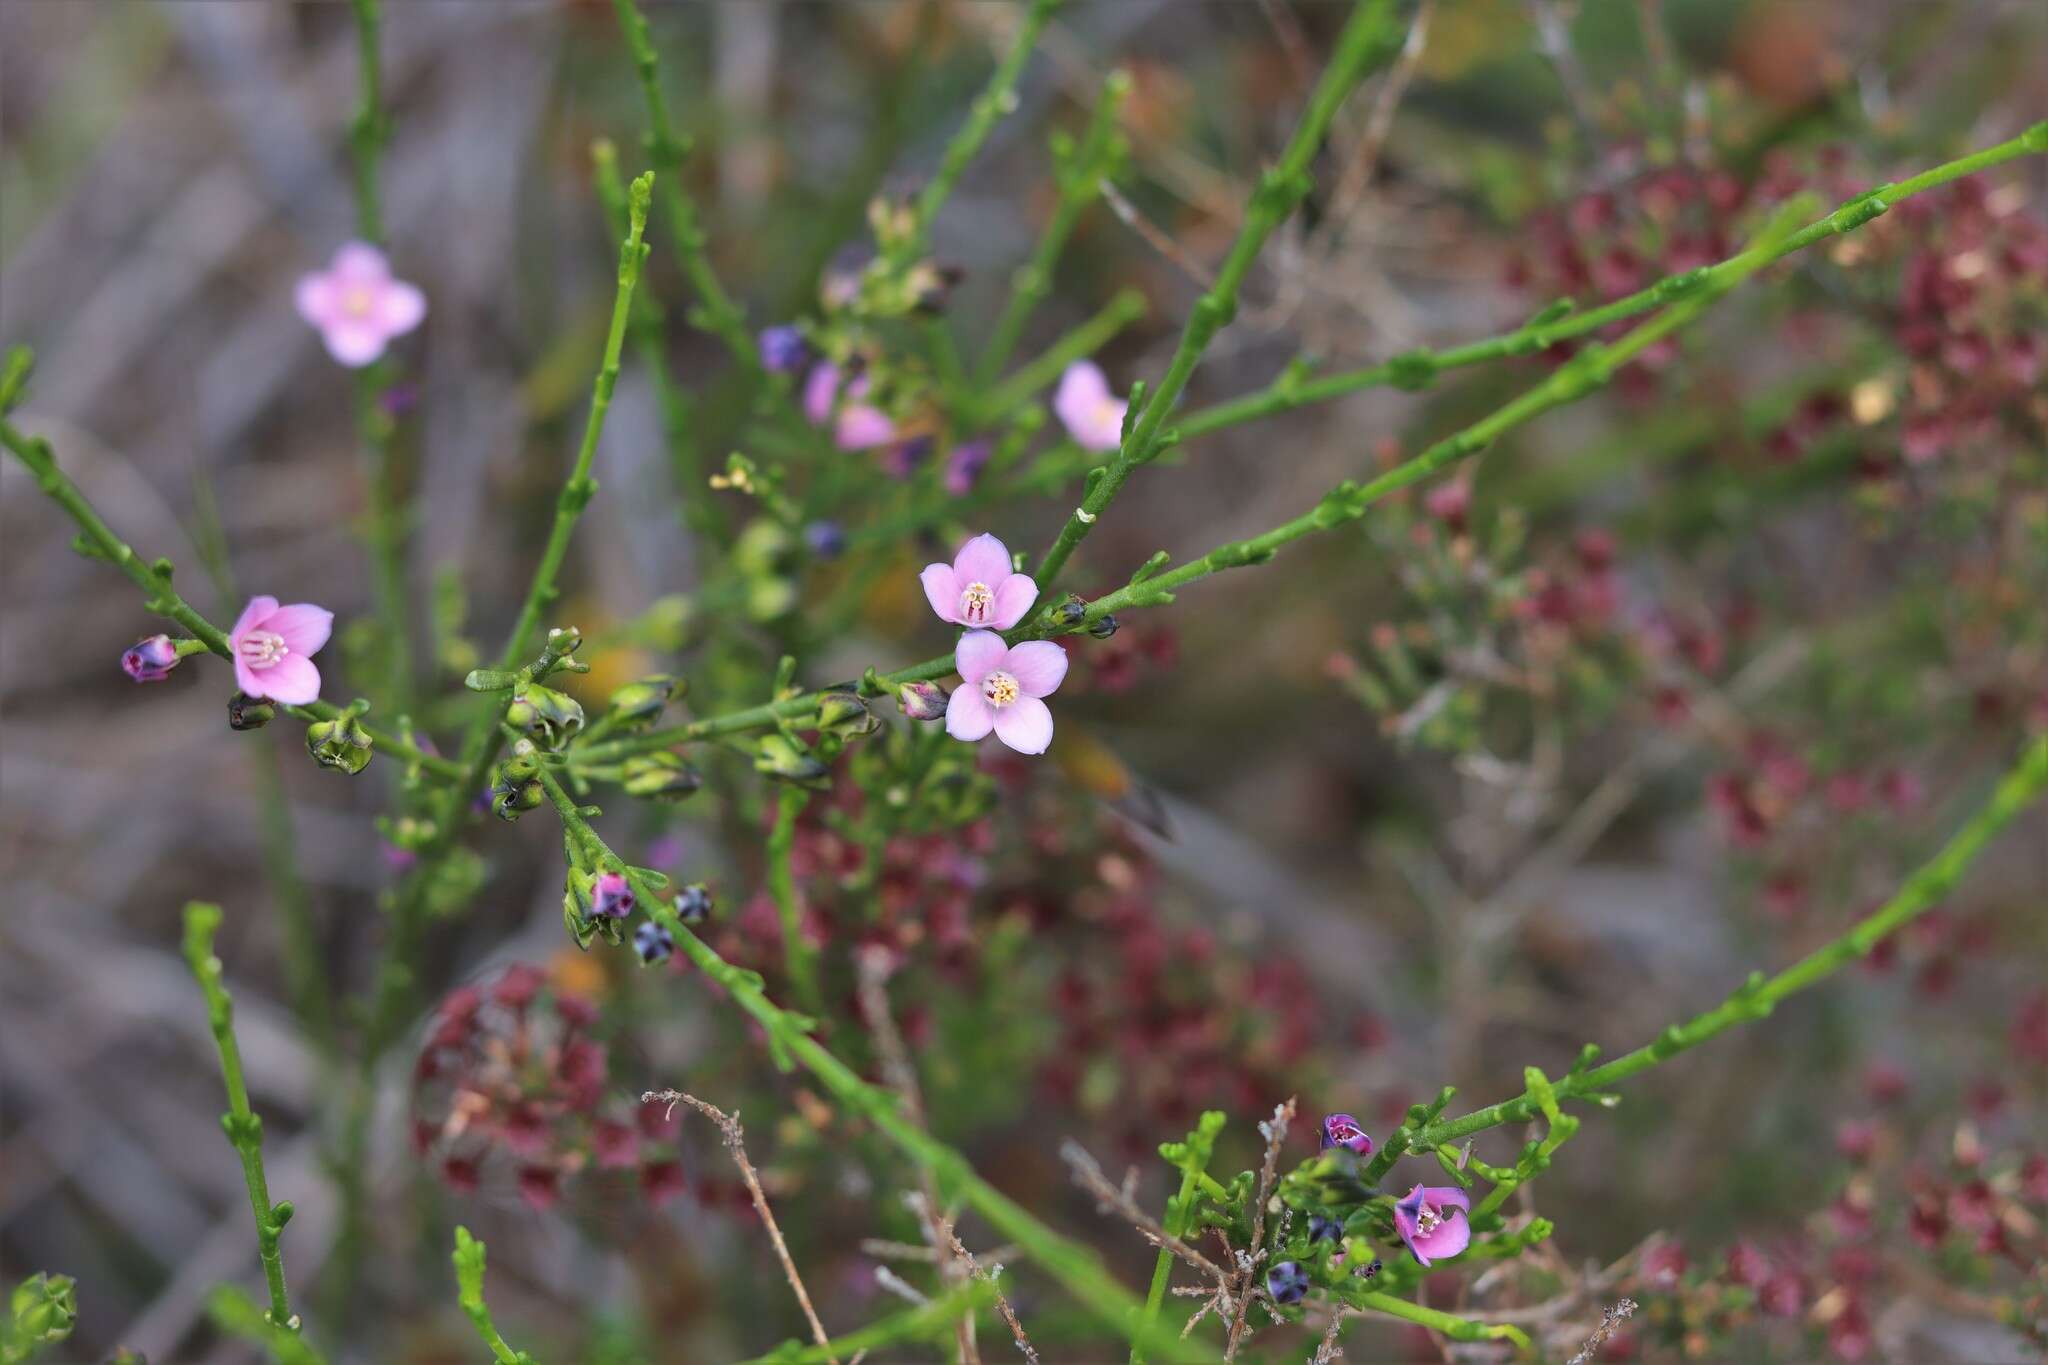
xmin=898 ymin=679 xmax=948 ymax=721
xmin=591 ymin=871 xmax=635 ymax=920
xmin=228 ymin=691 xmax=276 ymax=731
xmin=1306 ymin=1213 xmax=1342 ymax=1243
xmin=122 ymin=634 xmax=181 ymax=682
xmin=758 ymin=324 xmax=809 ymax=374
xmin=944 ymin=439 xmax=992 ymax=495
xmin=804 ymin=521 xmax=847 ymax=559
xmin=1266 ymin=1260 xmax=1310 ymax=1305
xmin=1319 ymin=1113 xmax=1374 ymax=1155
xmin=1088 ymin=613 xmax=1120 ymax=640
xmin=673 ymin=883 xmax=713 ymax=924
xmin=633 ymin=920 xmax=674 ymax=964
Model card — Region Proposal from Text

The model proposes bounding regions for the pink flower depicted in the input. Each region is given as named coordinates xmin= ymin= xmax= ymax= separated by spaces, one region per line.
xmin=228 ymin=595 xmax=333 ymax=705
xmin=294 ymin=242 xmax=425 ymax=367
xmin=946 ymin=631 xmax=1068 ymax=755
xmin=920 ymin=533 xmax=1038 ymax=630
xmin=803 ymin=363 xmax=896 ymax=450
xmin=1392 ymin=1184 xmax=1470 ymax=1266
xmin=1053 ymin=360 xmax=1128 ymax=452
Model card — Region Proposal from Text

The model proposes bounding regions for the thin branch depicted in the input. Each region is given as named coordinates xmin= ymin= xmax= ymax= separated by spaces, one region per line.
xmin=1565 ymin=1299 xmax=1637 ymax=1365
xmin=1061 ymin=1141 xmax=1228 ymax=1284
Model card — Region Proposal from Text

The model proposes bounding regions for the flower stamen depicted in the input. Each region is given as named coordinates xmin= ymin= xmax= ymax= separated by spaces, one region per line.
xmin=981 ymin=670 xmax=1021 ymax=708
xmin=237 ymin=629 xmax=289 ymax=670
xmin=958 ymin=581 xmax=995 ymax=624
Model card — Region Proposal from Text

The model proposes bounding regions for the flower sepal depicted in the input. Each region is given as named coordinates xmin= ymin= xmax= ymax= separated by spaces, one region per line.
xmin=507 ymin=681 xmax=585 ymax=750
xmin=306 ymin=711 xmax=373 ymax=775
xmin=621 ymin=751 xmax=703 ymax=802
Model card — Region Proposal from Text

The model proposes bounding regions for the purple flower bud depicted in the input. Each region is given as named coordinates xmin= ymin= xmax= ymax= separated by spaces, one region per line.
xmin=591 ymin=871 xmax=635 ymax=920
xmin=1306 ymin=1213 xmax=1342 ymax=1243
xmin=898 ymin=679 xmax=949 ymax=721
xmin=758 ymin=324 xmax=809 ymax=374
xmin=1392 ymin=1184 xmax=1471 ymax=1266
xmin=804 ymin=521 xmax=847 ymax=559
xmin=673 ymin=883 xmax=713 ymax=924
xmin=122 ymin=635 xmax=182 ymax=683
xmin=1319 ymin=1113 xmax=1374 ymax=1155
xmin=633 ymin=920 xmax=673 ymax=964
xmin=943 ymin=439 xmax=993 ymax=495
xmin=1266 ymin=1260 xmax=1309 ymax=1305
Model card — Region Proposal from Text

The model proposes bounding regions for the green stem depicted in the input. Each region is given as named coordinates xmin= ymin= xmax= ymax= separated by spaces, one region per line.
xmin=768 ymin=786 xmax=821 ymax=1012
xmin=977 ymin=287 xmax=1146 ymax=423
xmin=1130 ymin=1112 xmax=1222 ymax=1365
xmin=1027 ymin=0 xmax=1401 ymax=604
xmin=452 ymin=1228 xmax=535 ymax=1365
xmin=975 ymin=69 xmax=1130 ymax=386
xmin=1364 ymin=734 xmax=2048 ymax=1181
xmin=1349 ymin=1292 xmax=1530 ymax=1353
xmin=530 ymin=766 xmax=1207 ymax=1362
xmin=208 ymin=1286 xmax=327 ymax=1365
xmin=733 ymin=1284 xmax=993 ymax=1365
xmin=346 ymin=0 xmax=385 ymax=247
xmin=182 ymin=903 xmax=298 ymax=1334
xmin=905 ymin=0 xmax=1063 ymax=261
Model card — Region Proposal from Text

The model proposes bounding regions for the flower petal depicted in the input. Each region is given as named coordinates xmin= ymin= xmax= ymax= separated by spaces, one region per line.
xmin=331 ymin=241 xmax=389 ymax=282
xmin=377 ymin=280 xmax=426 ymax=335
xmin=234 ymin=655 xmax=264 ymax=697
xmin=954 ymin=629 xmax=1008 ymax=685
xmin=1055 ymin=361 xmax=1124 ymax=451
xmin=803 ymin=363 xmax=839 ymax=425
xmin=945 ymin=686 xmax=994 ymax=742
xmin=951 ymin=533 xmax=1012 ymax=589
xmin=1002 ymin=640 xmax=1069 ymax=697
xmin=992 ymin=695 xmax=1054 ymax=754
xmin=989 ymin=573 xmax=1039 ymax=630
xmin=232 ymin=595 xmax=280 ymax=643
xmin=835 ymin=403 xmax=895 ymax=450
xmin=921 ymin=564 xmax=961 ymax=624
xmin=248 ymin=654 xmax=321 ymax=705
xmin=321 ymin=321 xmax=387 ymax=367
xmin=295 ymin=273 xmax=337 ymax=327
xmin=267 ymin=603 xmax=334 ymax=658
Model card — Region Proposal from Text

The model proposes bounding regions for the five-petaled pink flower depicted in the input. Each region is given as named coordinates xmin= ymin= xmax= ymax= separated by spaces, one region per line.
xmin=229 ymin=596 xmax=333 ymax=705
xmin=1393 ymin=1184 xmax=1470 ymax=1266
xmin=1054 ymin=360 xmax=1128 ymax=452
xmin=803 ymin=362 xmax=896 ymax=451
xmin=947 ymin=631 xmax=1068 ymax=755
xmin=295 ymin=242 xmax=426 ymax=367
xmin=921 ymin=533 xmax=1038 ymax=630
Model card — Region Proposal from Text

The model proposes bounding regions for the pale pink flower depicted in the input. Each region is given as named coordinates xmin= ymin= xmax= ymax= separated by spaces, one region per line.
xmin=803 ymin=362 xmax=896 ymax=450
xmin=946 ymin=630 xmax=1068 ymax=755
xmin=295 ymin=242 xmax=426 ymax=367
xmin=920 ymin=533 xmax=1038 ymax=630
xmin=1053 ymin=360 xmax=1128 ymax=452
xmin=229 ymin=596 xmax=333 ymax=705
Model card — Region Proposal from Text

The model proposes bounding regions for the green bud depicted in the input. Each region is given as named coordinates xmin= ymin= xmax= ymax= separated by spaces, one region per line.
xmin=8 ymin=1271 xmax=78 ymax=1350
xmin=507 ymin=681 xmax=585 ymax=750
xmin=898 ymin=679 xmax=948 ymax=720
xmin=753 ymin=732 xmax=830 ymax=789
xmin=621 ymin=750 xmax=704 ymax=802
xmin=815 ymin=689 xmax=880 ymax=738
xmin=227 ymin=692 xmax=275 ymax=731
xmin=606 ymin=674 xmax=680 ymax=729
xmin=491 ymin=777 xmax=544 ymax=822
xmin=305 ymin=714 xmax=373 ymax=775
xmin=500 ymin=737 xmax=543 ymax=783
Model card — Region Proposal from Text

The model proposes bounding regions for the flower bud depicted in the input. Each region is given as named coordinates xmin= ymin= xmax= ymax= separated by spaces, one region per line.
xmin=672 ymin=883 xmax=713 ymax=924
xmin=9 ymin=1272 xmax=78 ymax=1349
xmin=621 ymin=751 xmax=703 ymax=802
xmin=500 ymin=738 xmax=543 ymax=783
xmin=1306 ymin=1213 xmax=1342 ymax=1243
xmin=590 ymin=871 xmax=635 ymax=920
xmin=491 ymin=777 xmax=544 ymax=822
xmin=757 ymin=324 xmax=809 ymax=373
xmin=898 ymin=679 xmax=948 ymax=720
xmin=1088 ymin=613 xmax=1120 ymax=640
xmin=121 ymin=634 xmax=182 ymax=683
xmin=816 ymin=689 xmax=879 ymax=738
xmin=754 ymin=733 xmax=830 ymax=788
xmin=305 ymin=713 xmax=373 ymax=775
xmin=634 ymin=920 xmax=674 ymax=964
xmin=228 ymin=691 xmax=276 ymax=731
xmin=1319 ymin=1113 xmax=1374 ymax=1156
xmin=1055 ymin=598 xmax=1088 ymax=627
xmin=607 ymin=675 xmax=679 ymax=730
xmin=1266 ymin=1260 xmax=1309 ymax=1305
xmin=507 ymin=681 xmax=584 ymax=750
xmin=563 ymin=893 xmax=598 ymax=950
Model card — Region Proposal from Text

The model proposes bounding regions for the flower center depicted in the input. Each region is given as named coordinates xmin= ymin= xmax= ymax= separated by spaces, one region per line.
xmin=239 ymin=629 xmax=289 ymax=670
xmin=342 ymin=285 xmax=376 ymax=318
xmin=1414 ymin=1202 xmax=1444 ymax=1237
xmin=980 ymin=670 xmax=1021 ymax=708
xmin=958 ymin=581 xmax=995 ymax=624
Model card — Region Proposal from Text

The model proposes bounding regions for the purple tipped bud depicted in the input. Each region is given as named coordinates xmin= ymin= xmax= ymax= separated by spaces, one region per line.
xmin=758 ymin=324 xmax=809 ymax=374
xmin=633 ymin=920 xmax=674 ymax=964
xmin=1306 ymin=1213 xmax=1342 ymax=1243
xmin=1266 ymin=1260 xmax=1310 ymax=1305
xmin=943 ymin=439 xmax=992 ymax=495
xmin=898 ymin=679 xmax=949 ymax=721
xmin=672 ymin=883 xmax=713 ymax=924
xmin=591 ymin=872 xmax=636 ymax=920
xmin=122 ymin=635 xmax=182 ymax=683
xmin=1320 ymin=1113 xmax=1374 ymax=1156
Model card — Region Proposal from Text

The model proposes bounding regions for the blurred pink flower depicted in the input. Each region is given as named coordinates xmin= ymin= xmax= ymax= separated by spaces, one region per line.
xmin=803 ymin=362 xmax=896 ymax=450
xmin=229 ymin=595 xmax=332 ymax=705
xmin=920 ymin=533 xmax=1037 ymax=630
xmin=946 ymin=630 xmax=1068 ymax=755
xmin=295 ymin=241 xmax=425 ymax=367
xmin=1054 ymin=360 xmax=1128 ymax=452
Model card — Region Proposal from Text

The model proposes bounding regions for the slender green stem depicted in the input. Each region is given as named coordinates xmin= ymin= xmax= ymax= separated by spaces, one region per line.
xmin=452 ymin=1228 xmax=535 ymax=1365
xmin=0 ymin=412 xmax=458 ymax=777
xmin=252 ymin=742 xmax=336 ymax=1052
xmin=976 ymin=69 xmax=1130 ymax=386
xmin=346 ymin=0 xmax=385 ymax=247
xmin=530 ymin=765 xmax=1208 ymax=1361
xmin=906 ymin=0 xmax=1062 ymax=261
xmin=208 ymin=1286 xmax=326 ymax=1365
xmin=1349 ymin=1293 xmax=1530 ymax=1353
xmin=183 ymin=903 xmax=298 ymax=1334
xmin=1362 ymin=734 xmax=2048 ymax=1182
xmin=1131 ymin=1112 xmax=1222 ymax=1365
xmin=977 ymin=287 xmax=1146 ymax=422
xmin=1027 ymin=0 xmax=1401 ymax=604
xmin=768 ymin=786 xmax=821 ymax=1012
xmin=733 ymin=1284 xmax=993 ymax=1365
xmin=611 ymin=0 xmax=761 ymax=378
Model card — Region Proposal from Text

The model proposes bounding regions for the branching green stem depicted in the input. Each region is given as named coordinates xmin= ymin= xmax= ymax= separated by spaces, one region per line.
xmin=452 ymin=1228 xmax=536 ymax=1365
xmin=1349 ymin=1293 xmax=1531 ymax=1353
xmin=768 ymin=786 xmax=822 ymax=1012
xmin=183 ymin=903 xmax=299 ymax=1334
